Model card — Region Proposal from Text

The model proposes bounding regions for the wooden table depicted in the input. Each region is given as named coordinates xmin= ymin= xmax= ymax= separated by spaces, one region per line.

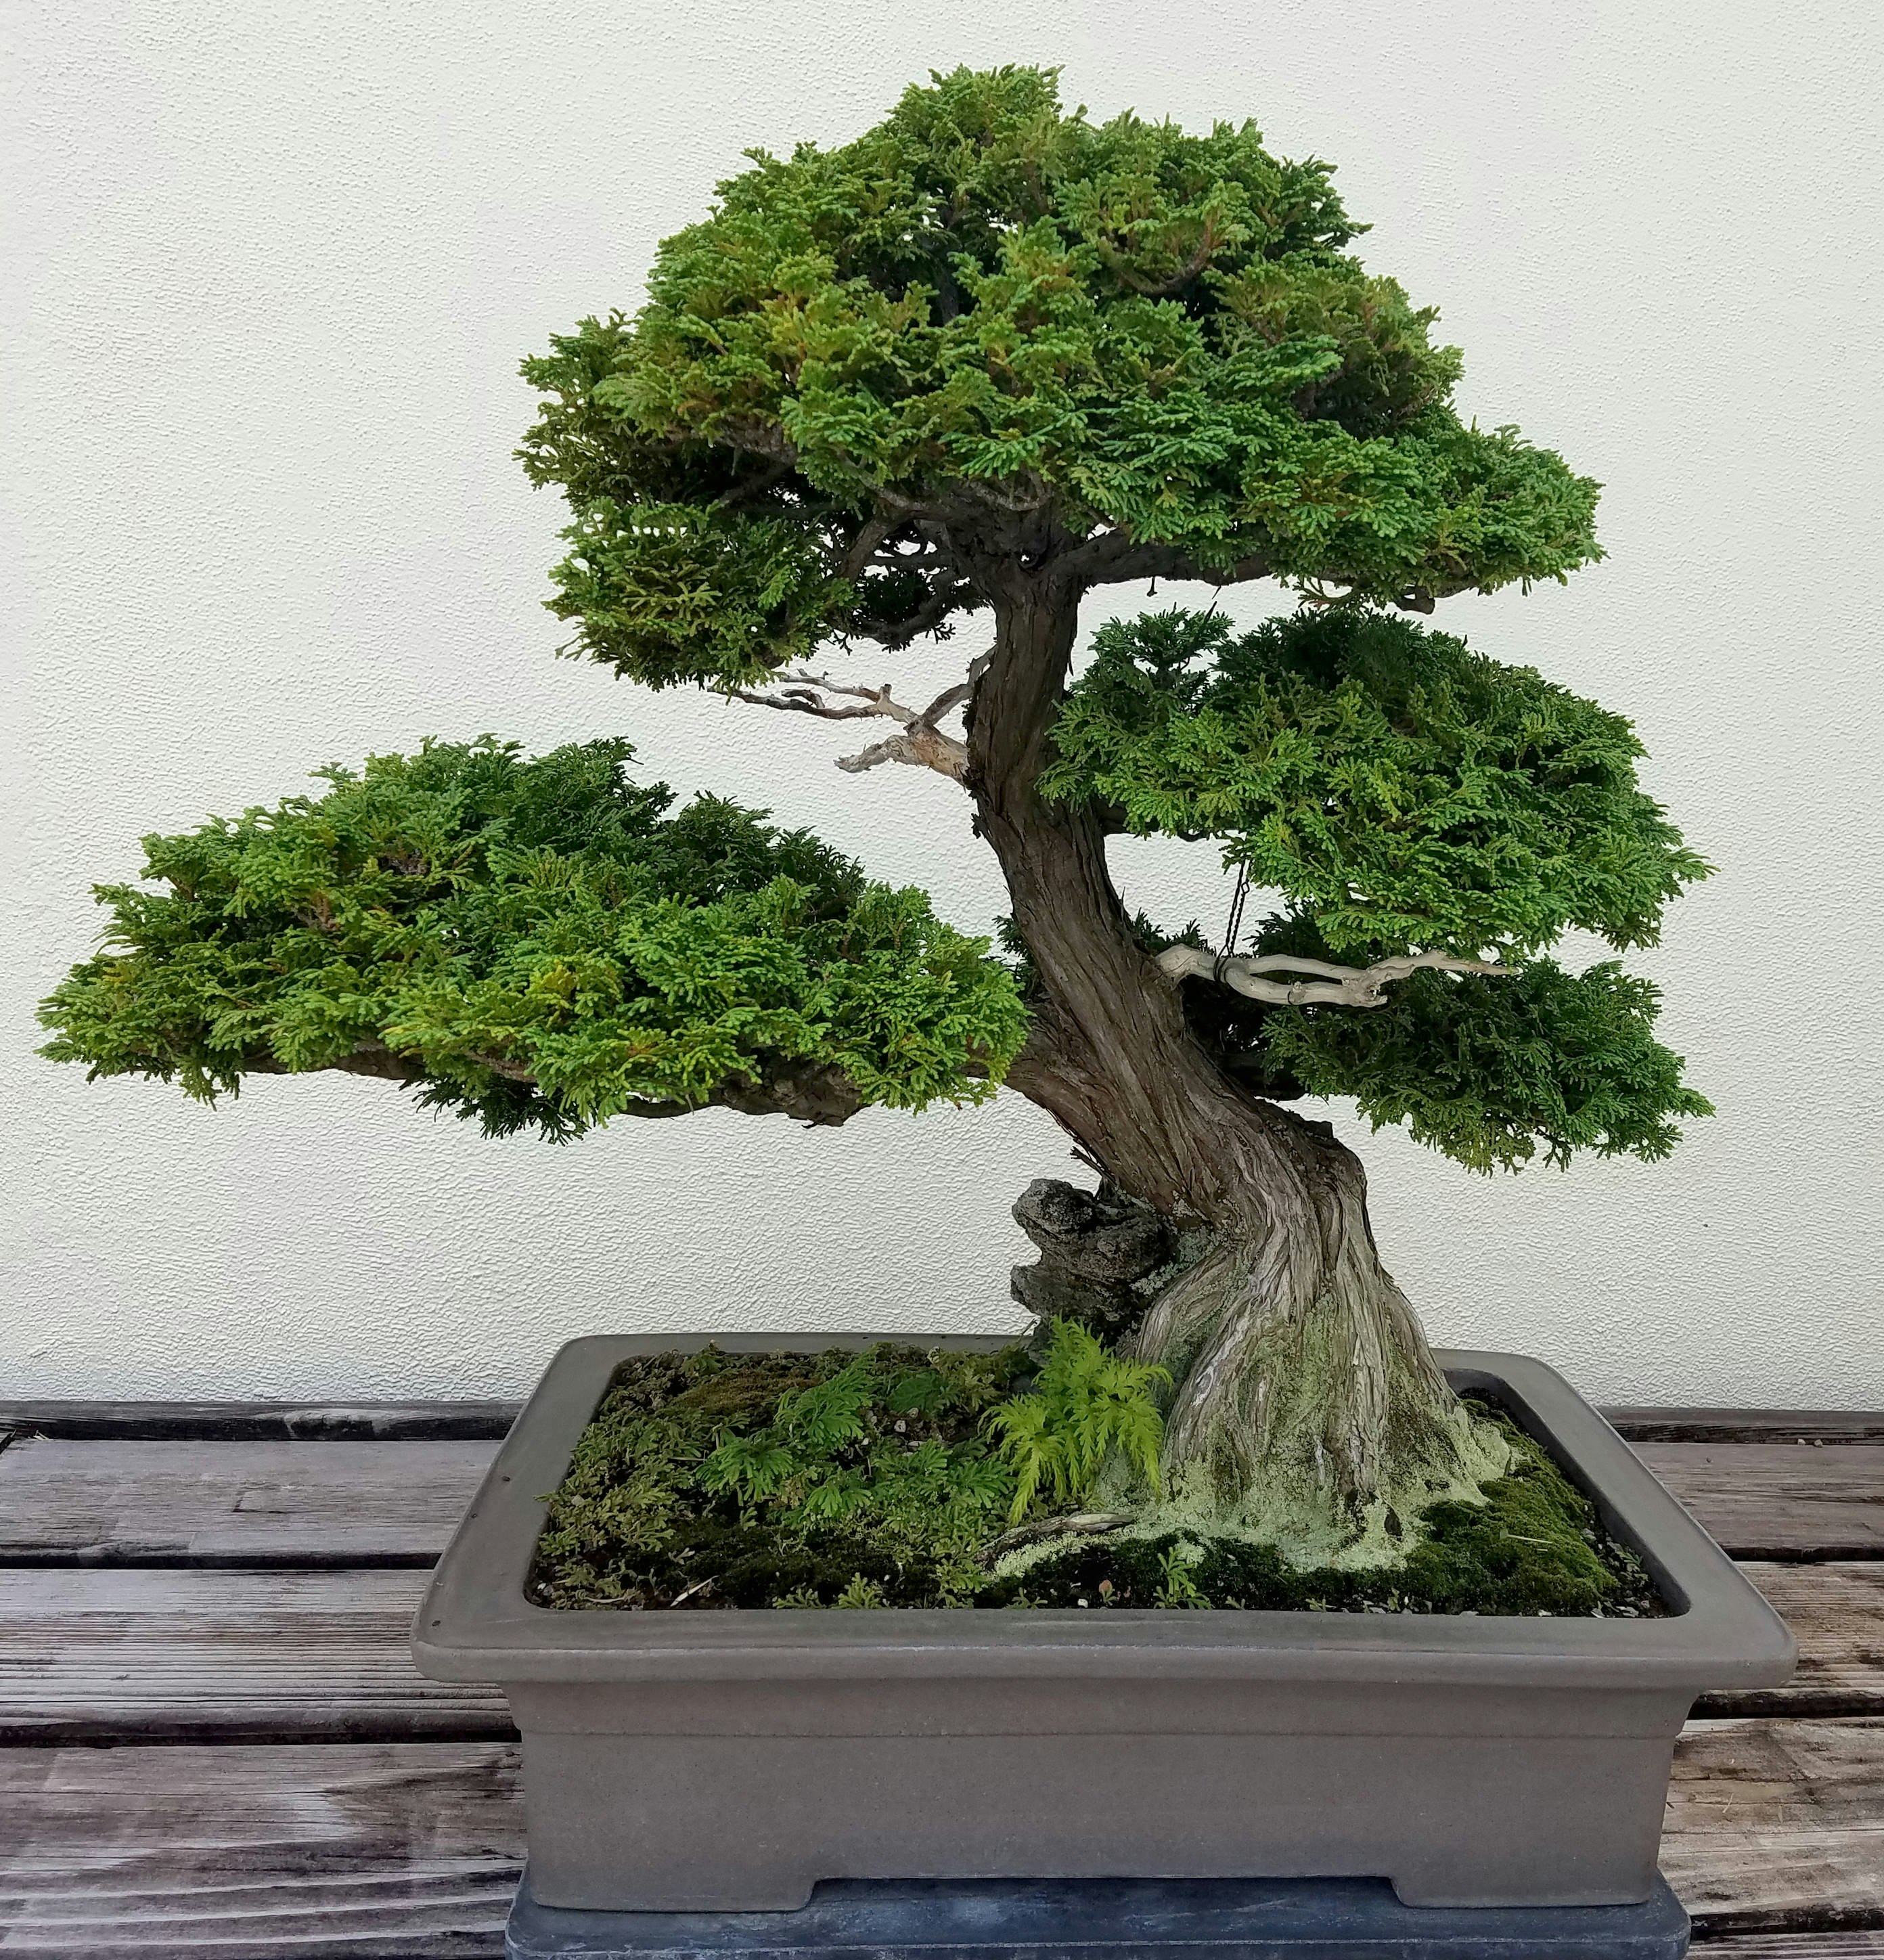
xmin=0 ymin=1399 xmax=1877 ymax=1958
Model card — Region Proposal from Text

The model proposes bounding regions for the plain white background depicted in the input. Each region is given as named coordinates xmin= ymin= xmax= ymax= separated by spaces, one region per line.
xmin=5 ymin=0 xmax=1881 ymax=1406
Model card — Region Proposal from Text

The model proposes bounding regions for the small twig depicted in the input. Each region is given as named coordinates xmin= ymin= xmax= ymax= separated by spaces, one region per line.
xmin=728 ymin=671 xmax=905 ymax=724
xmin=711 ymin=460 xmax=795 ymax=511
xmin=986 ymin=1512 xmax=1136 ymax=1559
xmin=1112 ymin=218 xmax=1221 ymax=298
xmin=847 ymin=569 xmax=977 ymax=647
xmin=1157 ymin=942 xmax=1509 ymax=1010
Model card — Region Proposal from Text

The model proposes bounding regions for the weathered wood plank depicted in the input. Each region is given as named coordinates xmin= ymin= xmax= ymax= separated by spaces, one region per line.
xmin=0 ymin=1741 xmax=519 ymax=1957
xmin=1697 ymin=1564 xmax=1884 ymax=1718
xmin=1662 ymin=1718 xmax=1884 ymax=1930
xmin=0 ymin=1722 xmax=1875 ymax=1952
xmin=1607 ymin=1410 xmax=1884 ymax=1446
xmin=0 ymin=1571 xmax=512 ymax=1745
xmin=5 ymin=1433 xmax=1875 ymax=1570
xmin=0 ymin=1441 xmax=498 ymax=1567
xmin=6 ymin=1397 xmax=1879 ymax=1446
xmin=1699 ymin=1937 xmax=1884 ymax=1958
xmin=1631 ymin=1444 xmax=1884 ymax=1559
xmin=1 ymin=1557 xmax=1866 ymax=1745
xmin=0 ymin=1403 xmax=520 ymax=1443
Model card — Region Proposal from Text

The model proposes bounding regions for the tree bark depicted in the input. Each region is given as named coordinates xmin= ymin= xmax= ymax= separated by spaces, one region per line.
xmin=967 ymin=567 xmax=1502 ymax=1553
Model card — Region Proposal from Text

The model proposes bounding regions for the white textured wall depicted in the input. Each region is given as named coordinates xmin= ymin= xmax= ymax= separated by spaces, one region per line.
xmin=6 ymin=0 xmax=1882 ymax=1407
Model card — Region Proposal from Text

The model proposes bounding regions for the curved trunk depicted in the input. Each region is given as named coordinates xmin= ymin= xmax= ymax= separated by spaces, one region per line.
xmin=968 ymin=569 xmax=1503 ymax=1557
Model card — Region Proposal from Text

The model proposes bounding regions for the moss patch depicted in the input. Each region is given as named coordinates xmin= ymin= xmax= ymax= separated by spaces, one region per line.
xmin=527 ymin=1343 xmax=1032 ymax=1609
xmin=526 ymin=1344 xmax=1660 ymax=1618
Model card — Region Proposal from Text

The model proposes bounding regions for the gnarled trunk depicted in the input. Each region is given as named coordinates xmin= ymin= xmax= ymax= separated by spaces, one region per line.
xmin=968 ymin=568 xmax=1504 ymax=1559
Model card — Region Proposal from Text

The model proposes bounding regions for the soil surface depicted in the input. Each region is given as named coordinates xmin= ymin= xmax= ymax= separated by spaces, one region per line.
xmin=526 ymin=1341 xmax=1663 ymax=1617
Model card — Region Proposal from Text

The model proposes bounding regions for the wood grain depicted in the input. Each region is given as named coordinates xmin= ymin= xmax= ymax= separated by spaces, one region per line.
xmin=0 ymin=1722 xmax=1879 ymax=1953
xmin=1663 ymin=1718 xmax=1884 ymax=1930
xmin=0 ymin=1441 xmax=498 ymax=1567
xmin=1697 ymin=1565 xmax=1884 ymax=1718
xmin=3 ymin=1398 xmax=1879 ymax=1445
xmin=1699 ymin=1938 xmax=1884 ymax=1958
xmin=1 ymin=1559 xmax=1871 ymax=1746
xmin=0 ymin=1571 xmax=512 ymax=1745
xmin=1606 ymin=1411 xmax=1884 ymax=1446
xmin=0 ymin=1403 xmax=520 ymax=1443
xmin=0 ymin=1741 xmax=520 ymax=1957
xmin=1632 ymin=1444 xmax=1884 ymax=1559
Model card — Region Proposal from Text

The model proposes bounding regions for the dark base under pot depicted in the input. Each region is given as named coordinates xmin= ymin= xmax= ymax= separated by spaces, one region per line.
xmin=503 ymin=1869 xmax=1692 ymax=1960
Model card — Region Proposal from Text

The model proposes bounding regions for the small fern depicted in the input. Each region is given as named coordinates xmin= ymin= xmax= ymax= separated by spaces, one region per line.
xmin=775 ymin=1361 xmax=874 ymax=1452
xmin=1157 ymin=1538 xmax=1209 ymax=1607
xmin=985 ymin=1319 xmax=1169 ymax=1524
xmin=700 ymin=1431 xmax=798 ymax=1505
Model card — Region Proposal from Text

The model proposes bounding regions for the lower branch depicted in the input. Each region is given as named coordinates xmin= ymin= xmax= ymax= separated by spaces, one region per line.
xmin=246 ymin=1046 xmax=866 ymax=1126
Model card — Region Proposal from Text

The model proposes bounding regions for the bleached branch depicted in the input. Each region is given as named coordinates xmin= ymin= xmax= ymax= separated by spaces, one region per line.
xmin=1157 ymin=942 xmax=1508 ymax=1010
xmin=728 ymin=654 xmax=989 ymax=784
xmin=834 ymin=726 xmax=967 ymax=778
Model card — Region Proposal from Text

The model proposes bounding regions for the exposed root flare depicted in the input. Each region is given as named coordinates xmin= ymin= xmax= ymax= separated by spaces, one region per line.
xmin=1112 ymin=1138 xmax=1510 ymax=1567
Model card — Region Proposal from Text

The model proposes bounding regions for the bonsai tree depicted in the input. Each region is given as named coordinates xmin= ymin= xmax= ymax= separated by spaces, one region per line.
xmin=41 ymin=66 xmax=1709 ymax=1562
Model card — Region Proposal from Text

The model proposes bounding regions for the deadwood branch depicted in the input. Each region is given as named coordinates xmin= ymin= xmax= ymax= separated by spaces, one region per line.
xmin=1157 ymin=943 xmax=1508 ymax=1010
xmin=728 ymin=656 xmax=989 ymax=782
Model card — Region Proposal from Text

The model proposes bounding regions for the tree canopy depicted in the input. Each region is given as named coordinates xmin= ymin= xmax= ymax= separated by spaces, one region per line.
xmin=38 ymin=738 xmax=1027 ymax=1138
xmin=40 ymin=64 xmax=1709 ymax=1184
xmin=518 ymin=63 xmax=1601 ymax=690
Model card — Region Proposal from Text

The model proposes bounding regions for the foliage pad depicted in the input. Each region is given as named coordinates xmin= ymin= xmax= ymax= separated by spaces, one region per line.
xmin=1046 ymin=608 xmax=1713 ymax=1170
xmin=1048 ymin=606 xmax=1707 ymax=958
xmin=520 ymin=64 xmax=1601 ymax=688
xmin=39 ymin=738 xmax=1027 ymax=1138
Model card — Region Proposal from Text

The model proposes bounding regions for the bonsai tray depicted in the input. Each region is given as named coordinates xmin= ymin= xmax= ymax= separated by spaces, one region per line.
xmin=504 ymin=1869 xmax=1694 ymax=1960
xmin=414 ymin=1335 xmax=1796 ymax=1916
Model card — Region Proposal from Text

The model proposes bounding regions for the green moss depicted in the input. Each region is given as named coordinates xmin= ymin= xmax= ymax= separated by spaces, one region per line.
xmin=985 ymin=1410 xmax=1656 ymax=1615
xmin=526 ymin=1343 xmax=1033 ymax=1609
xmin=527 ymin=1352 xmax=1660 ymax=1619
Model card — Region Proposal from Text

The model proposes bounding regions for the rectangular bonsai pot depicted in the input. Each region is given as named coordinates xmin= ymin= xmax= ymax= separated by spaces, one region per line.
xmin=413 ymin=1335 xmax=1794 ymax=1915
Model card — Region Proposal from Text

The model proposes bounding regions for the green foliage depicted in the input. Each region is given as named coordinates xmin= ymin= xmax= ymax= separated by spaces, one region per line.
xmin=985 ymin=1318 xmax=1169 ymax=1522
xmin=520 ymin=65 xmax=1600 ymax=688
xmin=547 ymin=497 xmax=848 ymax=688
xmin=1261 ymin=944 xmax=1715 ymax=1171
xmin=529 ymin=1343 xmax=1031 ymax=1609
xmin=701 ymin=1352 xmax=1015 ymax=1532
xmin=1041 ymin=606 xmax=1713 ymax=1170
xmin=1155 ymin=1541 xmax=1211 ymax=1608
xmin=1046 ymin=606 xmax=1707 ymax=959
xmin=38 ymin=738 xmax=1027 ymax=1138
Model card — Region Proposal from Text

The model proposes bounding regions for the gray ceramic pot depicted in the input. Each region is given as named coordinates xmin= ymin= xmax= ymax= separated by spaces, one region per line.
xmin=413 ymin=1336 xmax=1793 ymax=1914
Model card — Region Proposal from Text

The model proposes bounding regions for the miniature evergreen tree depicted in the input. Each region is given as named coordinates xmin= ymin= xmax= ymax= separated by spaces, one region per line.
xmin=41 ymin=66 xmax=1709 ymax=1561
